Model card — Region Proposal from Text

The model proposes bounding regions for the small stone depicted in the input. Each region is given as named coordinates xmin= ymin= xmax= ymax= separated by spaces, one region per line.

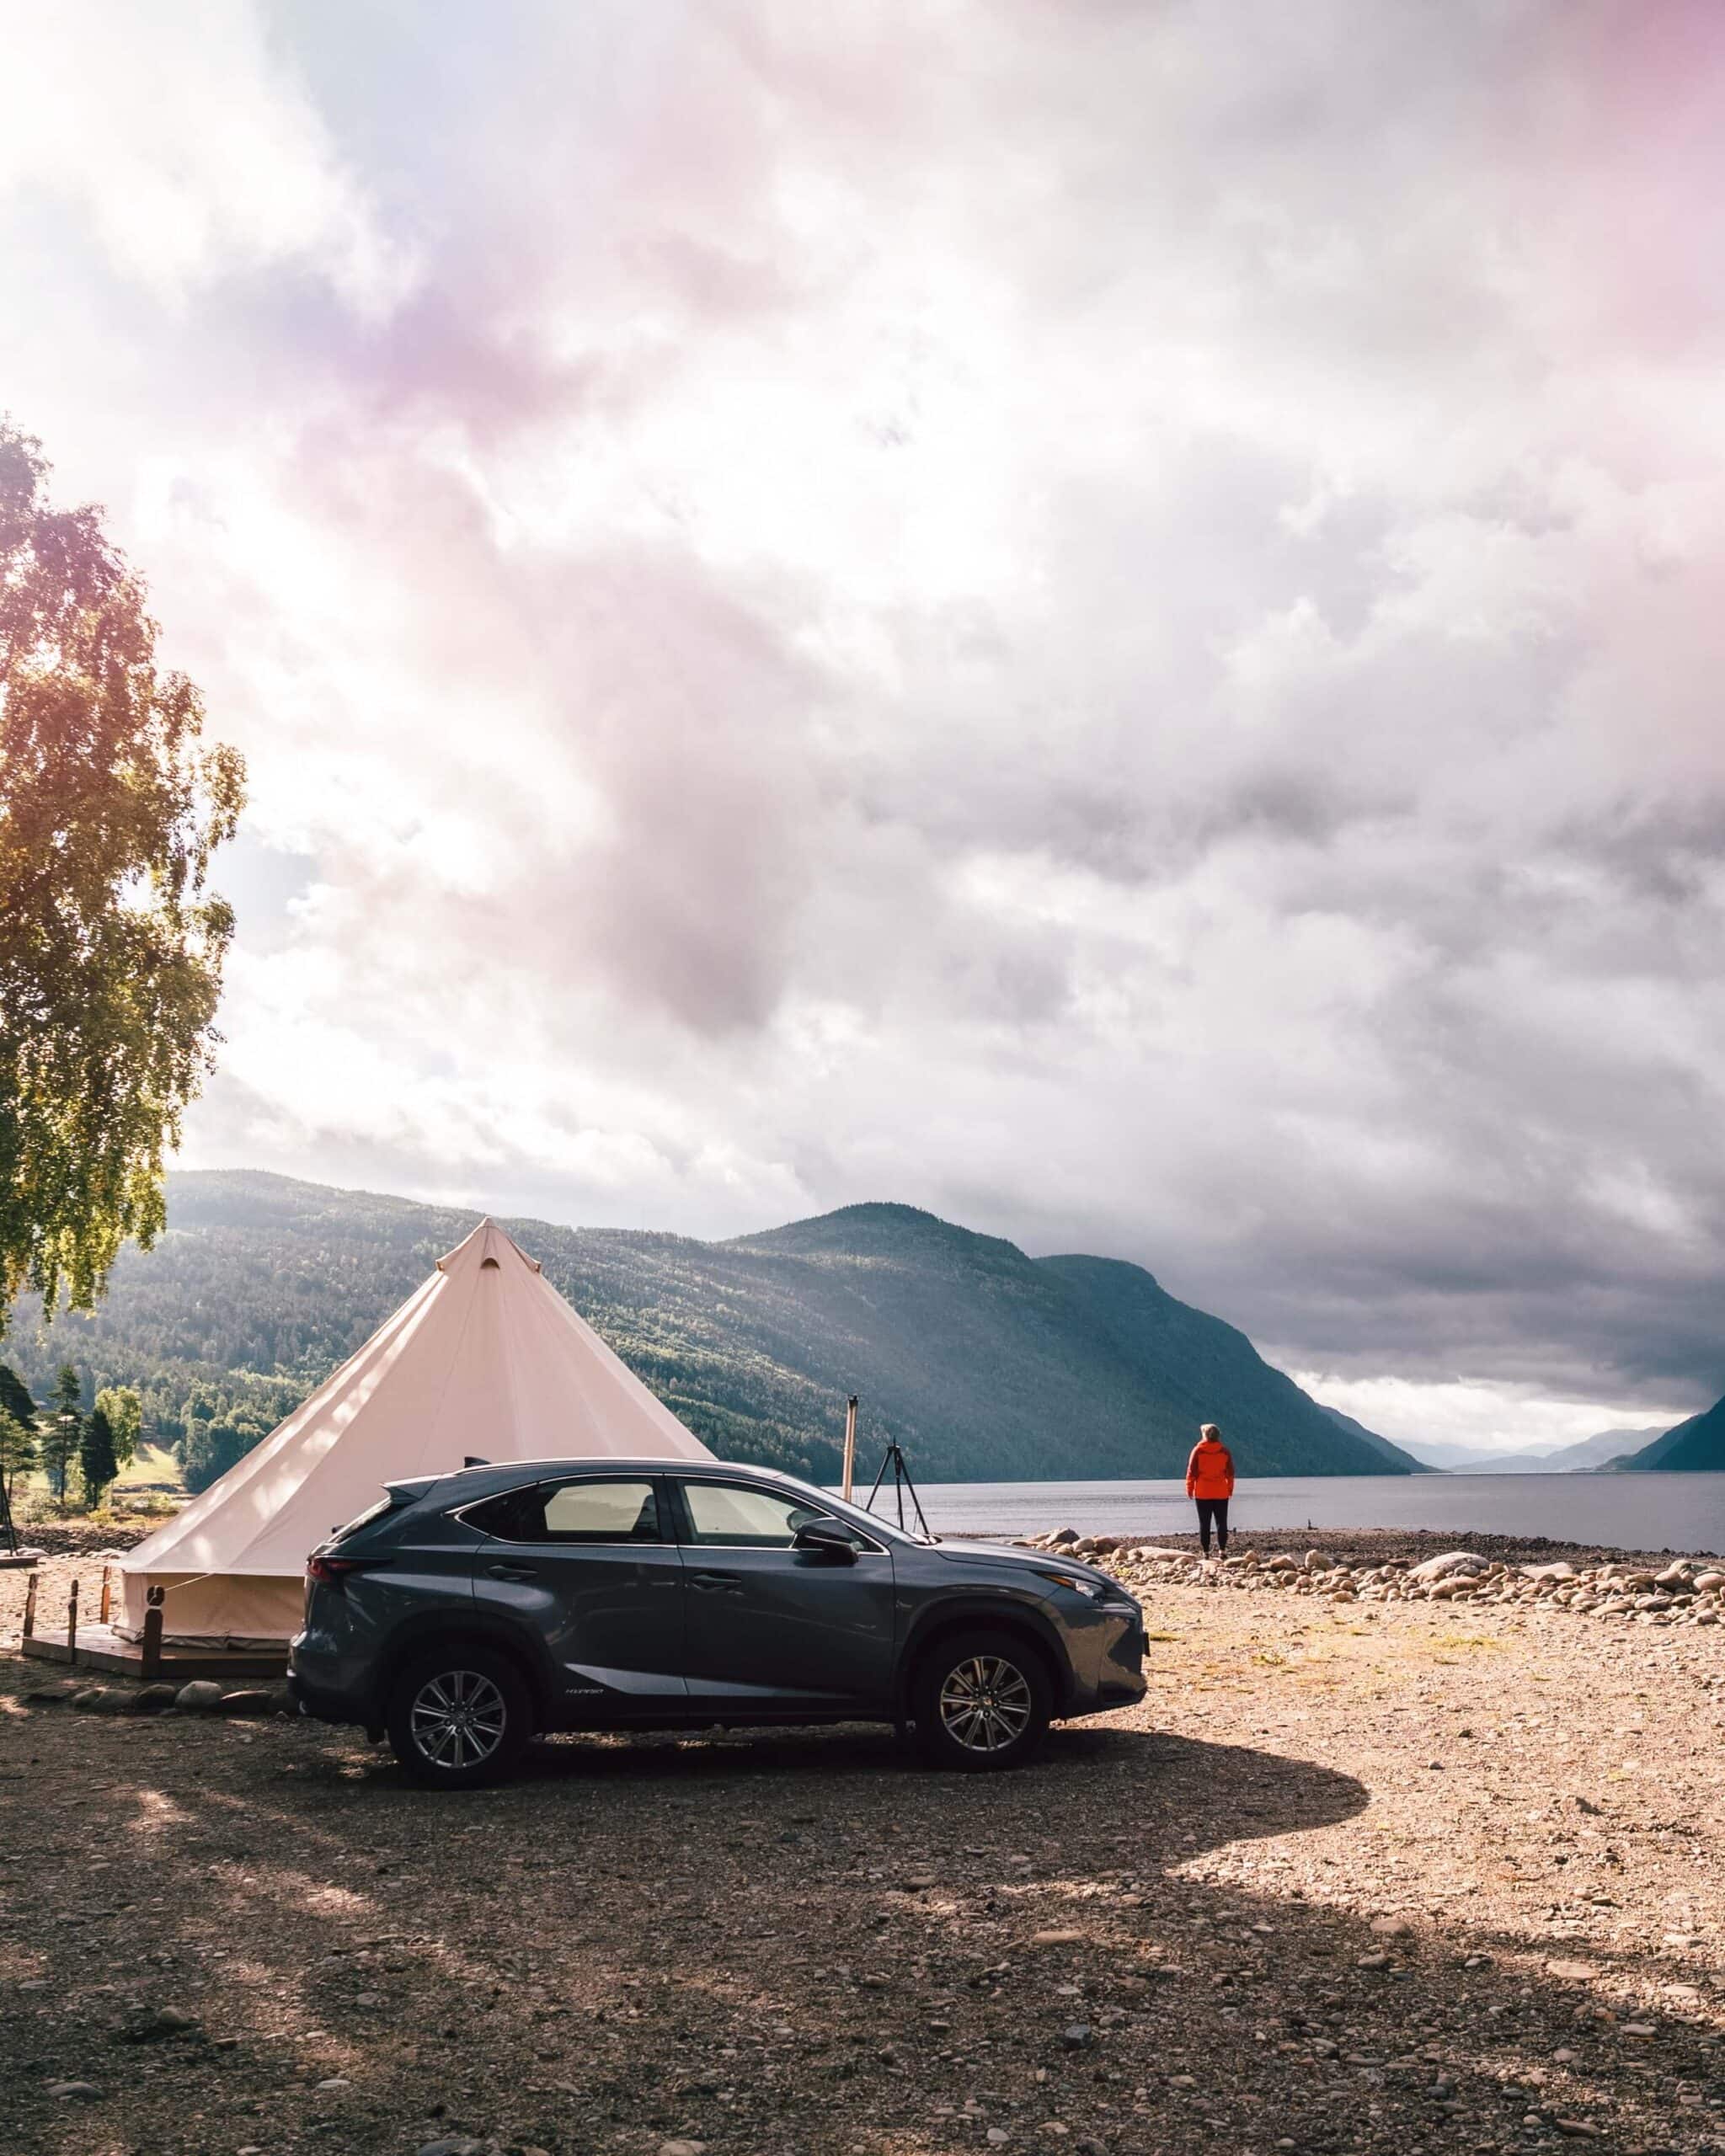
xmin=120 ymin=2003 xmax=199 ymax=2041
xmin=314 ymin=2076 xmax=350 ymax=2091
xmin=986 ymin=2131 xmax=1011 ymax=2147
xmin=1060 ymin=2024 xmax=1094 ymax=2050
xmin=1031 ymin=1929 xmax=1087 ymax=1947
xmin=1553 ymin=2121 xmax=1602 ymax=2139
xmin=659 ymin=2143 xmax=708 ymax=2156
xmin=1370 ymin=1917 xmax=1413 ymax=1937
xmin=175 ymin=1680 xmax=225 ymax=1712
xmin=48 ymin=2081 xmax=102 ymax=2100
xmin=1546 ymin=1960 xmax=1596 ymax=1983
xmin=1620 ymin=2021 xmax=1656 ymax=2037
xmin=417 ymin=2140 xmax=484 ymax=2156
xmin=1355 ymin=1951 xmax=1391 ymax=1970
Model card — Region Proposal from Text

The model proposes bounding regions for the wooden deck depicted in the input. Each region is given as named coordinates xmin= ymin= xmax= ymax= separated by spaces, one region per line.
xmin=18 ymin=1567 xmax=288 ymax=1683
xmin=19 ymin=1623 xmax=287 ymax=1682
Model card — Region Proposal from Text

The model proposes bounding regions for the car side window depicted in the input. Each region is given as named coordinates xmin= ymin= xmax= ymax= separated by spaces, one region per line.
xmin=467 ymin=1480 xmax=661 ymax=1544
xmin=680 ymin=1481 xmax=832 ymax=1548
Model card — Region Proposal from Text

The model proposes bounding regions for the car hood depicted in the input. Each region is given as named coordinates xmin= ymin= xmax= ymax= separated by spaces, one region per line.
xmin=935 ymin=1540 xmax=1118 ymax=1589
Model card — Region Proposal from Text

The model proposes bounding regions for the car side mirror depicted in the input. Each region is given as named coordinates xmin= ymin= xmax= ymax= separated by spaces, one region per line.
xmin=792 ymin=1518 xmax=859 ymax=1563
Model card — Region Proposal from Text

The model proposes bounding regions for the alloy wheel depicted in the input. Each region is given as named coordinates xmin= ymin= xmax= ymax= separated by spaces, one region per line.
xmin=409 ymin=1668 xmax=508 ymax=1771
xmin=937 ymin=1654 xmax=1033 ymax=1753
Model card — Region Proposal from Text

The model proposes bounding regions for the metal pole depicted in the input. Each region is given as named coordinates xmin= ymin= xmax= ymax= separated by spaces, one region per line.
xmin=841 ymin=1396 xmax=858 ymax=1503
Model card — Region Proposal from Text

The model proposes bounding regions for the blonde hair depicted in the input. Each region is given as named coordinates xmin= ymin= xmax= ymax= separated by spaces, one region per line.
xmin=1199 ymin=1423 xmax=1221 ymax=1441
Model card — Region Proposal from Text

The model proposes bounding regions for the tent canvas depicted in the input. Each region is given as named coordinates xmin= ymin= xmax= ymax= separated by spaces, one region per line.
xmin=118 ymin=1219 xmax=713 ymax=1645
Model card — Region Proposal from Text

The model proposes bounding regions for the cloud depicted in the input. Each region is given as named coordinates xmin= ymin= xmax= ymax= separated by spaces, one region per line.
xmin=8 ymin=1 xmax=1725 ymax=1438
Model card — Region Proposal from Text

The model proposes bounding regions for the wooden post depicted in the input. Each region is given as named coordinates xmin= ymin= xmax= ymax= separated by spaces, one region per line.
xmin=142 ymin=1586 xmax=164 ymax=1682
xmin=66 ymin=1576 xmax=79 ymax=1660
xmin=22 ymin=1570 xmax=37 ymax=1640
xmin=841 ymin=1395 xmax=858 ymax=1503
xmin=99 ymin=1565 xmax=112 ymax=1625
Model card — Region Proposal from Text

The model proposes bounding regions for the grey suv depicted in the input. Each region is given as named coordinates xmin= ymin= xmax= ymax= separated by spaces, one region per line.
xmin=288 ymin=1457 xmax=1146 ymax=1785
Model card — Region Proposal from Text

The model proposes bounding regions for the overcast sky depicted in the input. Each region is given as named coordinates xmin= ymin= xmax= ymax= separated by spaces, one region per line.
xmin=5 ymin=1 xmax=1723 ymax=1453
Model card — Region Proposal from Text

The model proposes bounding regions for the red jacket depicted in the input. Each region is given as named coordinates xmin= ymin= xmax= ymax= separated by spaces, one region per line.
xmin=1186 ymin=1438 xmax=1236 ymax=1500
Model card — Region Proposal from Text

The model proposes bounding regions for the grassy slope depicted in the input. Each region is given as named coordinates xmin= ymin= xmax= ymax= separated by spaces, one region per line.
xmin=6 ymin=1171 xmax=1415 ymax=1483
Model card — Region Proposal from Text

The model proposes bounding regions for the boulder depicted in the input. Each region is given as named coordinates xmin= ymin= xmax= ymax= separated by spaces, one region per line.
xmin=131 ymin=1684 xmax=179 ymax=1714
xmin=218 ymin=1689 xmax=278 ymax=1717
xmin=1407 ymin=1550 xmax=1485 ymax=1584
xmin=174 ymin=1681 xmax=225 ymax=1713
xmin=1049 ymin=1528 xmax=1079 ymax=1545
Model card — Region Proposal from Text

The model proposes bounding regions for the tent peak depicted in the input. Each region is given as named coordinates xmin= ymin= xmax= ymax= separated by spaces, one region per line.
xmin=436 ymin=1217 xmax=542 ymax=1275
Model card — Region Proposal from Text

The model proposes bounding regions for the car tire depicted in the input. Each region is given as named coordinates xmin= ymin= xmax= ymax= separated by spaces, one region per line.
xmin=911 ymin=1629 xmax=1051 ymax=1771
xmin=386 ymin=1645 xmax=531 ymax=1788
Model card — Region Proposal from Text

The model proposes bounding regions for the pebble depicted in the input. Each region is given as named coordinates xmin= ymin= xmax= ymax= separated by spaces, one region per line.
xmin=417 ymin=2139 xmax=486 ymax=2156
xmin=47 ymin=2081 xmax=102 ymax=2100
xmin=1060 ymin=2024 xmax=1094 ymax=2050
xmin=658 ymin=2143 xmax=707 ymax=2156
xmin=314 ymin=2077 xmax=351 ymax=2091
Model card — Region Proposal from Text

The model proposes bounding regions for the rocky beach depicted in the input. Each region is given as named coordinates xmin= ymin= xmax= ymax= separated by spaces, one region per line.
xmin=3 ymin=1514 xmax=1724 ymax=2156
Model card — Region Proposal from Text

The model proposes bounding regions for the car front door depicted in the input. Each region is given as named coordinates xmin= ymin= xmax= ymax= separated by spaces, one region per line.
xmin=669 ymin=1478 xmax=898 ymax=1712
xmin=466 ymin=1475 xmax=686 ymax=1720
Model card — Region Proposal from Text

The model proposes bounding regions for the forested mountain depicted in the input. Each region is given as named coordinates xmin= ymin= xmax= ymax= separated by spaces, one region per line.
xmin=3 ymin=1171 xmax=1419 ymax=1483
xmin=1610 ymin=1400 xmax=1725 ymax=1473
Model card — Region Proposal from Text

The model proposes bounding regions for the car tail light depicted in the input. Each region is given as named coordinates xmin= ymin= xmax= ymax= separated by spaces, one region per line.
xmin=307 ymin=1554 xmax=387 ymax=1589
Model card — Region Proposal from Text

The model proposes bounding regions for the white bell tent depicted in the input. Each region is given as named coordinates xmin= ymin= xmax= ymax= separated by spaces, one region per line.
xmin=118 ymin=1219 xmax=714 ymax=1645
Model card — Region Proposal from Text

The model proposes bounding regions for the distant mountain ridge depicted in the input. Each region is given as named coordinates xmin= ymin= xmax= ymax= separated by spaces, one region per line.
xmin=1405 ymin=1427 xmax=1669 ymax=1475
xmin=6 ymin=1171 xmax=1424 ymax=1484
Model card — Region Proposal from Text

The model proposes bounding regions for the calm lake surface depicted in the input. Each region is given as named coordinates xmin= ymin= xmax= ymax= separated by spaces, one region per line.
xmin=874 ymin=1472 xmax=1725 ymax=1556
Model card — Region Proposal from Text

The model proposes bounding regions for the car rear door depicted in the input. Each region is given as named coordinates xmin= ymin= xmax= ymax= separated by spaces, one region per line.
xmin=668 ymin=1477 xmax=897 ymax=1712
xmin=466 ymin=1474 xmax=686 ymax=1720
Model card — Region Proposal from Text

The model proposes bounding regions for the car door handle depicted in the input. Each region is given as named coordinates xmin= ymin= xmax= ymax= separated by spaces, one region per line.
xmin=690 ymin=1570 xmax=741 ymax=1593
xmin=485 ymin=1562 xmax=538 ymax=1582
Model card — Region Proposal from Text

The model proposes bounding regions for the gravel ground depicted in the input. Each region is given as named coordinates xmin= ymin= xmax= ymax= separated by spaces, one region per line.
xmin=3 ymin=1557 xmax=1724 ymax=2156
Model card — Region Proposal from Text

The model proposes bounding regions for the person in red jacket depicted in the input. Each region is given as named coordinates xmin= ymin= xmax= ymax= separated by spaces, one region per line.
xmin=1185 ymin=1422 xmax=1236 ymax=1559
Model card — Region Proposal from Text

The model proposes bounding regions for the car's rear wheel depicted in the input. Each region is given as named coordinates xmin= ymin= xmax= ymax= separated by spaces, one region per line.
xmin=387 ymin=1646 xmax=530 ymax=1788
xmin=911 ymin=1630 xmax=1051 ymax=1770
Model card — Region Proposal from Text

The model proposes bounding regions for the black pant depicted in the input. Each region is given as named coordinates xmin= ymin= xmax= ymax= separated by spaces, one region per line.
xmin=1195 ymin=1498 xmax=1229 ymax=1555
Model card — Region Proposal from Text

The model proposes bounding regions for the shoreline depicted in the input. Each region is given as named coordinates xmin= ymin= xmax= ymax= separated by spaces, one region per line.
xmin=957 ymin=1522 xmax=1725 ymax=1566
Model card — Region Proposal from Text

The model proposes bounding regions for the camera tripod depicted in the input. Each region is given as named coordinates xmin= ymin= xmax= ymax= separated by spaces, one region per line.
xmin=862 ymin=1435 xmax=933 ymax=1540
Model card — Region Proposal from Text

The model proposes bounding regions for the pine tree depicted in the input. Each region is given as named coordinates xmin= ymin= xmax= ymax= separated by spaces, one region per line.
xmin=79 ymin=1406 xmax=118 ymax=1511
xmin=40 ymin=1363 xmax=83 ymax=1500
xmin=93 ymin=1384 xmax=142 ymax=1469
xmin=0 ymin=1361 xmax=36 ymax=1429
xmin=0 ymin=1408 xmax=36 ymax=1500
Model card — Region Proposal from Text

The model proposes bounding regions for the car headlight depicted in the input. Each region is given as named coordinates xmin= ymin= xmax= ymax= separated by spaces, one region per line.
xmin=1036 ymin=1568 xmax=1137 ymax=1610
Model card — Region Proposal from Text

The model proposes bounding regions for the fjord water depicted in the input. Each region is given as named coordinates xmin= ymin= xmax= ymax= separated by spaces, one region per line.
xmin=902 ymin=1472 xmax=1725 ymax=1555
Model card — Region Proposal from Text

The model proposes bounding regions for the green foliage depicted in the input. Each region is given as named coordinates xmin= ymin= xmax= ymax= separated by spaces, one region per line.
xmin=181 ymin=1421 xmax=259 ymax=1495
xmin=0 ymin=1359 xmax=35 ymax=1428
xmin=93 ymin=1383 xmax=142 ymax=1468
xmin=78 ymin=1404 xmax=118 ymax=1508
xmin=0 ymin=1406 xmax=36 ymax=1496
xmin=0 ymin=419 xmax=245 ymax=1334
xmin=8 ymin=1171 xmax=1414 ymax=1483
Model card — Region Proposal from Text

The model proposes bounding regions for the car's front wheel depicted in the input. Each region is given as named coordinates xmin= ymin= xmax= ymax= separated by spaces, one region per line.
xmin=911 ymin=1630 xmax=1051 ymax=1770
xmin=386 ymin=1646 xmax=530 ymax=1788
